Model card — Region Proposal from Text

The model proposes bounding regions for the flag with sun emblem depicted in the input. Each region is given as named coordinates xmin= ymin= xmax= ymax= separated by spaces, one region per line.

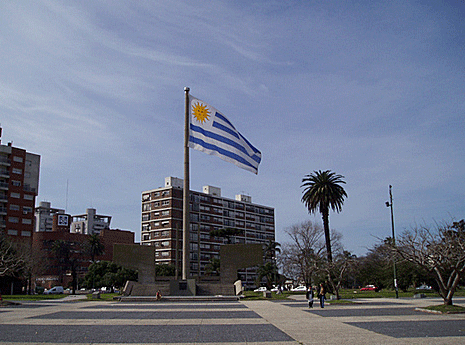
xmin=188 ymin=95 xmax=261 ymax=174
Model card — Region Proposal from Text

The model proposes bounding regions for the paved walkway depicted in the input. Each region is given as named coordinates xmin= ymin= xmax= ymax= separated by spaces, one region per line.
xmin=1 ymin=295 xmax=464 ymax=344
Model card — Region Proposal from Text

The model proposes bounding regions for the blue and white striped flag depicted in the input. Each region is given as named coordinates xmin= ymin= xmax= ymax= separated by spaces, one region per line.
xmin=188 ymin=95 xmax=261 ymax=174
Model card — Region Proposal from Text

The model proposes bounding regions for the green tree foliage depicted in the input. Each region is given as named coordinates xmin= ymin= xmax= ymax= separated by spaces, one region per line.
xmin=154 ymin=264 xmax=176 ymax=277
xmin=205 ymin=258 xmax=220 ymax=276
xmin=301 ymin=170 xmax=347 ymax=262
xmin=209 ymin=227 xmax=242 ymax=244
xmin=256 ymin=261 xmax=281 ymax=290
xmin=84 ymin=261 xmax=137 ymax=290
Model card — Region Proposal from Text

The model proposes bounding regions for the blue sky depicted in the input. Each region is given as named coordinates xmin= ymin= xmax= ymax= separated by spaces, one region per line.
xmin=1 ymin=1 xmax=464 ymax=256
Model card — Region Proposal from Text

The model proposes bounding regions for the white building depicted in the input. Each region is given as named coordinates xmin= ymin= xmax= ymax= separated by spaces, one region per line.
xmin=34 ymin=201 xmax=65 ymax=232
xmin=70 ymin=208 xmax=112 ymax=235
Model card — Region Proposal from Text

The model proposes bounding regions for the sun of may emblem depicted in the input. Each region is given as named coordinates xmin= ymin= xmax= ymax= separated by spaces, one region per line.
xmin=192 ymin=101 xmax=211 ymax=123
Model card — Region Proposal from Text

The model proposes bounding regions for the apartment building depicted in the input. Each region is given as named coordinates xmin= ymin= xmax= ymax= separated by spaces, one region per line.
xmin=0 ymin=128 xmax=40 ymax=242
xmin=70 ymin=208 xmax=112 ymax=235
xmin=141 ymin=177 xmax=275 ymax=286
xmin=34 ymin=201 xmax=66 ymax=232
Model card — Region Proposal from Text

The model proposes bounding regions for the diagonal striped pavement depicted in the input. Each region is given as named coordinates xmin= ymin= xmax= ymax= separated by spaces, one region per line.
xmin=1 ymin=296 xmax=465 ymax=344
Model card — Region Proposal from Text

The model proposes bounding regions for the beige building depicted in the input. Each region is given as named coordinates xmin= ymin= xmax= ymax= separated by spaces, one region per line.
xmin=141 ymin=177 xmax=275 ymax=287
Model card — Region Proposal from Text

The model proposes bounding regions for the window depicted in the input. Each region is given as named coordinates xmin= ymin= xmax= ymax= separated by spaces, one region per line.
xmin=12 ymin=168 xmax=22 ymax=174
xmin=23 ymin=206 xmax=33 ymax=213
xmin=162 ymin=200 xmax=170 ymax=206
xmin=8 ymin=217 xmax=19 ymax=223
xmin=7 ymin=229 xmax=18 ymax=236
xmin=12 ymin=180 xmax=21 ymax=187
xmin=9 ymin=204 xmax=20 ymax=211
xmin=22 ymin=218 xmax=32 ymax=224
xmin=142 ymin=203 xmax=151 ymax=211
xmin=161 ymin=210 xmax=169 ymax=216
xmin=142 ymin=194 xmax=151 ymax=201
xmin=11 ymin=192 xmax=20 ymax=199
xmin=21 ymin=231 xmax=31 ymax=237
xmin=161 ymin=251 xmax=169 ymax=257
xmin=24 ymin=194 xmax=33 ymax=200
xmin=13 ymin=156 xmax=24 ymax=163
xmin=143 ymin=234 xmax=150 ymax=241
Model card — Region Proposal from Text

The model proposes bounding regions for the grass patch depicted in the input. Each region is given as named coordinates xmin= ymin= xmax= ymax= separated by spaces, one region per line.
xmin=0 ymin=294 xmax=67 ymax=301
xmin=423 ymin=304 xmax=465 ymax=314
xmin=241 ymin=290 xmax=292 ymax=300
xmin=85 ymin=293 xmax=120 ymax=301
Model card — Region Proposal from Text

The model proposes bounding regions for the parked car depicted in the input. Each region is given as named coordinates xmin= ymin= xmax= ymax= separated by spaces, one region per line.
xmin=416 ymin=285 xmax=432 ymax=290
xmin=291 ymin=285 xmax=307 ymax=292
xmin=360 ymin=285 xmax=378 ymax=292
xmin=253 ymin=286 xmax=267 ymax=292
xmin=43 ymin=286 xmax=64 ymax=295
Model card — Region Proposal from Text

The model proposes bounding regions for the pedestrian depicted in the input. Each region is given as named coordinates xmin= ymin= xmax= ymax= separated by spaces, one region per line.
xmin=318 ymin=284 xmax=326 ymax=308
xmin=306 ymin=286 xmax=314 ymax=308
xmin=156 ymin=290 xmax=162 ymax=301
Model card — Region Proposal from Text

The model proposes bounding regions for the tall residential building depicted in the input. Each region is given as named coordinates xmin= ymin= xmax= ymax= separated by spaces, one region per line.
xmin=141 ymin=177 xmax=275 ymax=286
xmin=70 ymin=208 xmax=112 ymax=235
xmin=0 ymin=128 xmax=40 ymax=241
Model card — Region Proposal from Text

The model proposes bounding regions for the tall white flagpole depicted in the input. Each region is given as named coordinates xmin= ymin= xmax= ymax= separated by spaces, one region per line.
xmin=182 ymin=87 xmax=190 ymax=280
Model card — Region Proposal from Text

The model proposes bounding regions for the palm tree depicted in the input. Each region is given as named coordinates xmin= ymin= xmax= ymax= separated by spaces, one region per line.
xmin=88 ymin=234 xmax=105 ymax=262
xmin=301 ymin=170 xmax=347 ymax=262
xmin=263 ymin=240 xmax=281 ymax=262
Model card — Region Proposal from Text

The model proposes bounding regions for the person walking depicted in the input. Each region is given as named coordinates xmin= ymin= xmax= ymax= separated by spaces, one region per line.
xmin=306 ymin=286 xmax=314 ymax=308
xmin=318 ymin=284 xmax=326 ymax=308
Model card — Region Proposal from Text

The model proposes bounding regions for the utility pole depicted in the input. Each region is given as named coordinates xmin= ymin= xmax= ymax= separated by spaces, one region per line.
xmin=386 ymin=185 xmax=399 ymax=298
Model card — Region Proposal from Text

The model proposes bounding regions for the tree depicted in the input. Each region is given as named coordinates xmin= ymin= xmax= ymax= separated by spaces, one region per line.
xmin=84 ymin=261 xmax=137 ymax=290
xmin=52 ymin=240 xmax=80 ymax=294
xmin=256 ymin=261 xmax=280 ymax=290
xmin=210 ymin=227 xmax=242 ymax=244
xmin=393 ymin=220 xmax=465 ymax=305
xmin=205 ymin=258 xmax=220 ymax=276
xmin=154 ymin=264 xmax=176 ymax=277
xmin=263 ymin=240 xmax=281 ymax=262
xmin=87 ymin=234 xmax=105 ymax=263
xmin=279 ymin=221 xmax=326 ymax=287
xmin=0 ymin=233 xmax=27 ymax=277
xmin=322 ymin=250 xmax=357 ymax=299
xmin=301 ymin=170 xmax=347 ymax=262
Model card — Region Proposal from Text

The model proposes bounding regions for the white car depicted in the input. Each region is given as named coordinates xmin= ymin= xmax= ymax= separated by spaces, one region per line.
xmin=416 ymin=285 xmax=432 ymax=290
xmin=253 ymin=286 xmax=267 ymax=292
xmin=43 ymin=286 xmax=64 ymax=295
xmin=291 ymin=285 xmax=307 ymax=292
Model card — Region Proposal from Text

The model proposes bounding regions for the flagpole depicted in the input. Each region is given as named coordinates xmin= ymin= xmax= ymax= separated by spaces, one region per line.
xmin=182 ymin=87 xmax=190 ymax=280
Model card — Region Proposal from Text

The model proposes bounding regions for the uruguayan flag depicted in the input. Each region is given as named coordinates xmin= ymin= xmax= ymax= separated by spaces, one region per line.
xmin=188 ymin=95 xmax=261 ymax=174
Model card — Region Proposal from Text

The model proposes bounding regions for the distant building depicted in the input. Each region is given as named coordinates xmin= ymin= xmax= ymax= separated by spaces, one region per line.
xmin=70 ymin=208 xmax=112 ymax=235
xmin=0 ymin=127 xmax=40 ymax=242
xmin=141 ymin=177 xmax=275 ymax=287
xmin=34 ymin=201 xmax=66 ymax=232
xmin=33 ymin=211 xmax=135 ymax=289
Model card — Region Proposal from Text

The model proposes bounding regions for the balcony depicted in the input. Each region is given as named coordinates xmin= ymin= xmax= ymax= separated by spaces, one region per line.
xmin=0 ymin=157 xmax=10 ymax=166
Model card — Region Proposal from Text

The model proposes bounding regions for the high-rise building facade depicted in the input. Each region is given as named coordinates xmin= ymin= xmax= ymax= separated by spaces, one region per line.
xmin=0 ymin=129 xmax=40 ymax=242
xmin=141 ymin=177 xmax=275 ymax=286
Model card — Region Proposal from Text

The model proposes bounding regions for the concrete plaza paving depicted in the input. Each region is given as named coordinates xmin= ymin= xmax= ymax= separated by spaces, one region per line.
xmin=1 ymin=295 xmax=465 ymax=344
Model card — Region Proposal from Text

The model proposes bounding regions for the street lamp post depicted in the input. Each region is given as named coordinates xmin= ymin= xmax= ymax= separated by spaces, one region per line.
xmin=385 ymin=185 xmax=399 ymax=298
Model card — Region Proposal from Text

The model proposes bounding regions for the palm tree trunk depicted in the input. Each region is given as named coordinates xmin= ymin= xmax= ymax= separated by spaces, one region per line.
xmin=322 ymin=208 xmax=332 ymax=262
